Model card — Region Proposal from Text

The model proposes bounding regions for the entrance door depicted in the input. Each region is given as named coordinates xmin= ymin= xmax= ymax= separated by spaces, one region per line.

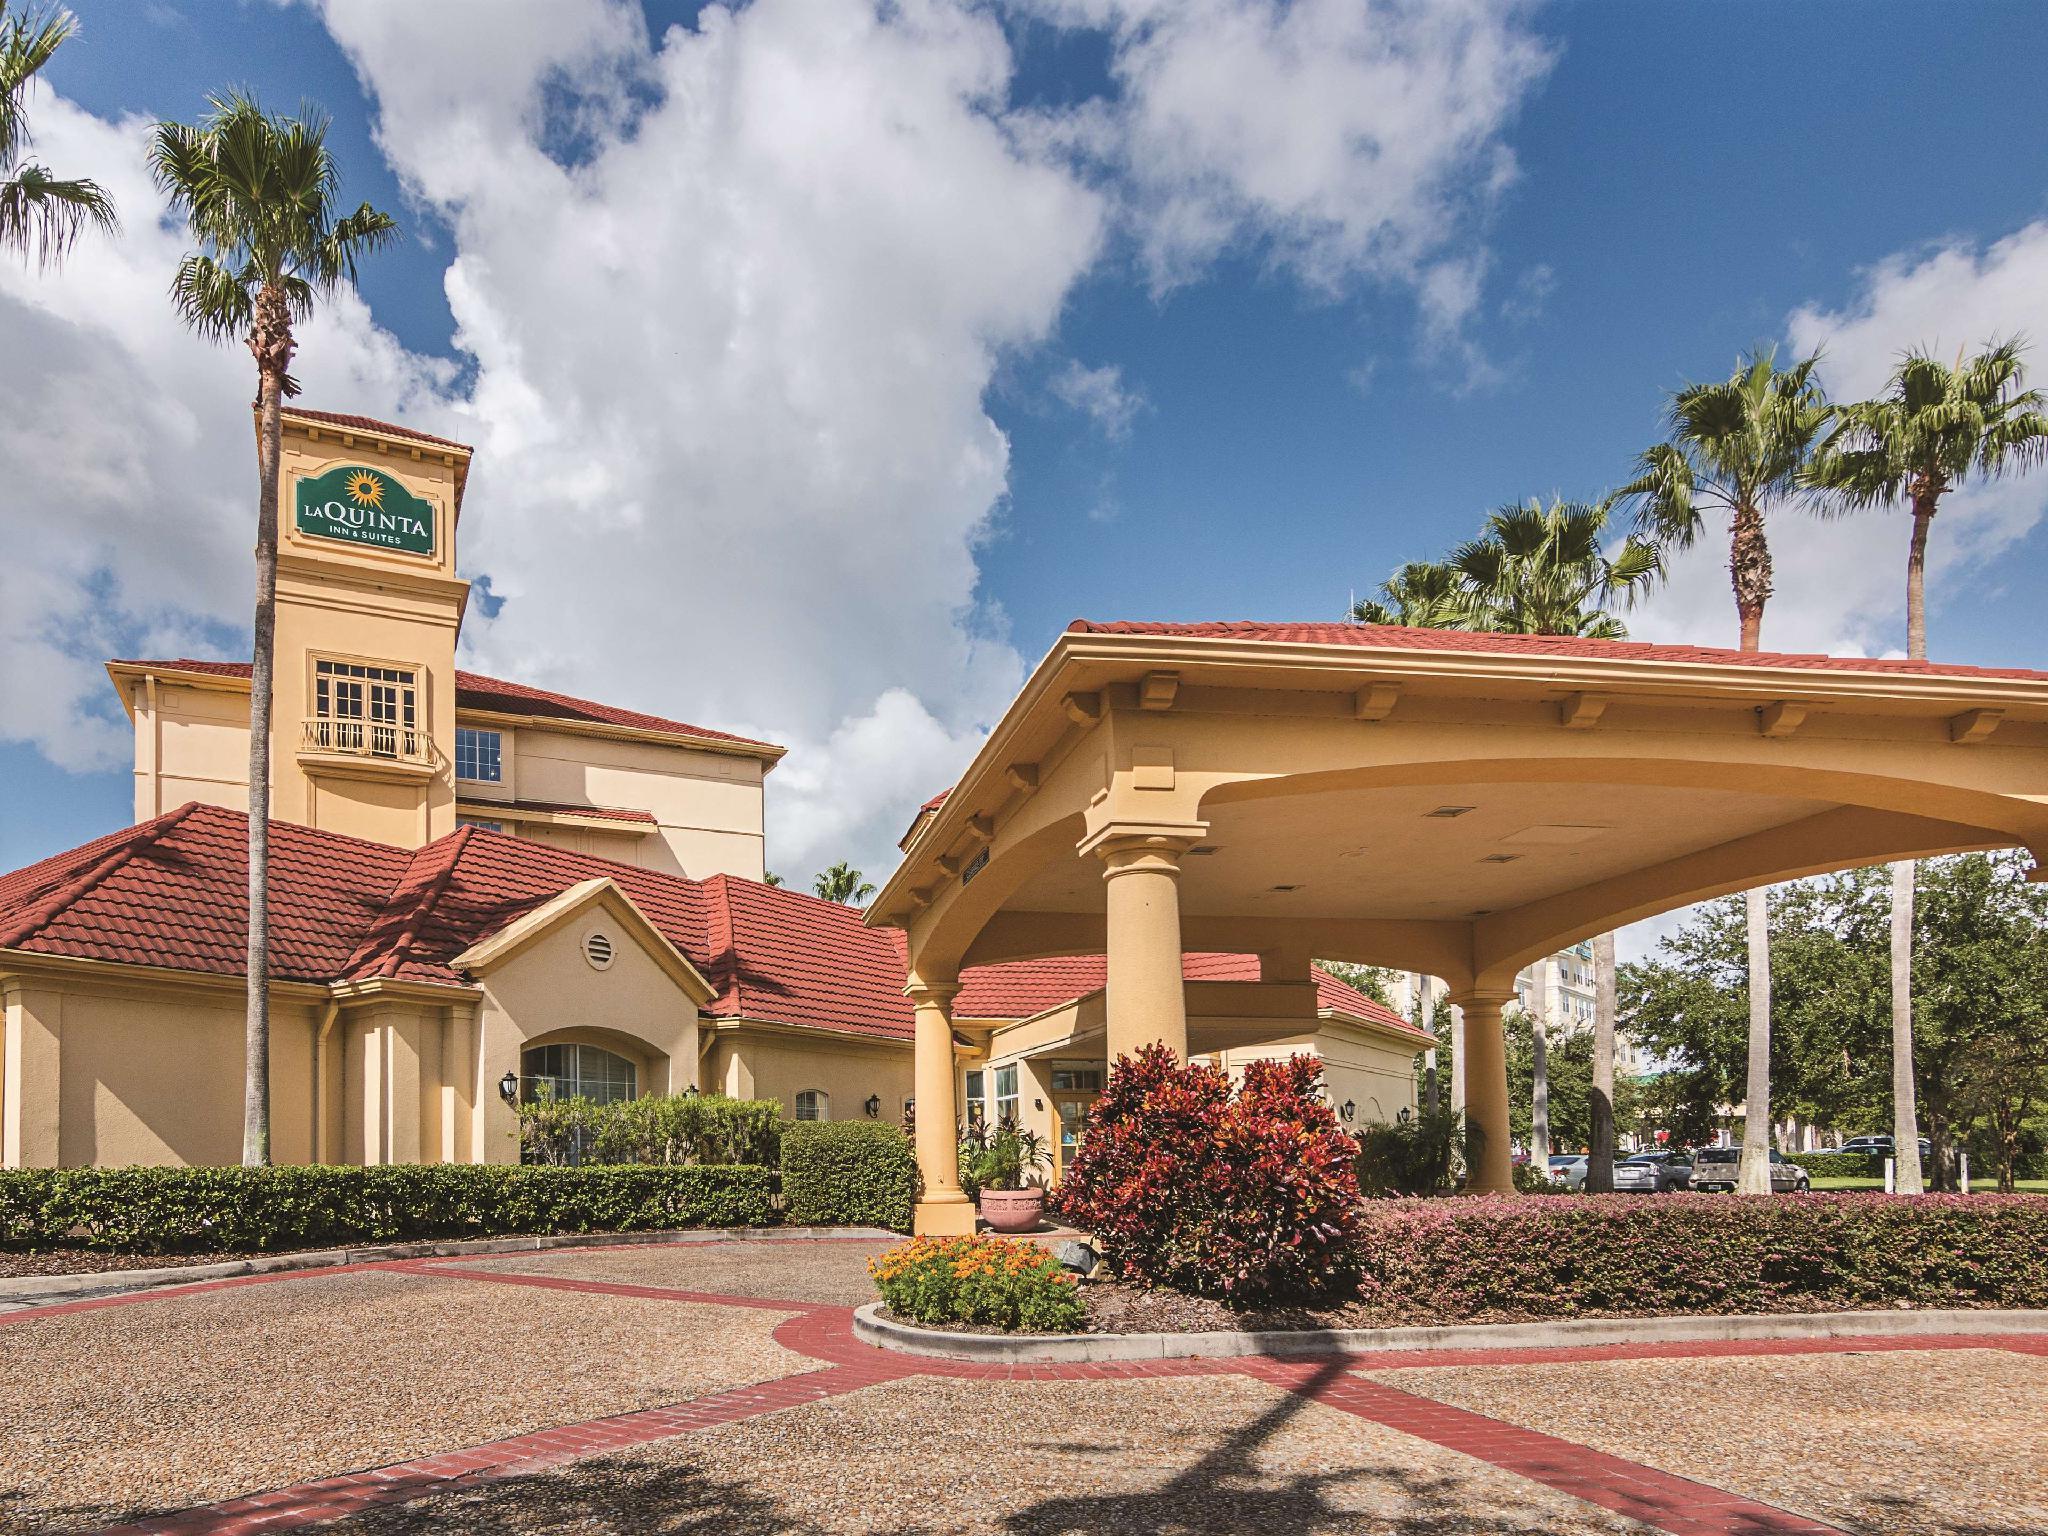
xmin=1048 ymin=1062 xmax=1103 ymax=1179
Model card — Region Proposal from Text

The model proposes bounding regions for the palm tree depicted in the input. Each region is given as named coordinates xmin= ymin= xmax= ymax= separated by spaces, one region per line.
xmin=1449 ymin=498 xmax=1657 ymax=1192
xmin=1350 ymin=561 xmax=1470 ymax=628
xmin=0 ymin=3 xmax=115 ymax=266
xmin=814 ymin=862 xmax=875 ymax=906
xmin=1622 ymin=346 xmax=1831 ymax=1194
xmin=1447 ymin=496 xmax=1662 ymax=637
xmin=149 ymin=93 xmax=397 ymax=1167
xmin=1810 ymin=339 xmax=2048 ymax=1194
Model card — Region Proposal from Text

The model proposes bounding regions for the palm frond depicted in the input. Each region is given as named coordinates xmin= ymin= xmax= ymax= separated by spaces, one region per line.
xmin=0 ymin=3 xmax=76 ymax=167
xmin=0 ymin=160 xmax=115 ymax=267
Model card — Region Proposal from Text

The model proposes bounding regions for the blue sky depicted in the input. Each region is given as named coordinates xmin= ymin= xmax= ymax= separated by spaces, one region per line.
xmin=8 ymin=0 xmax=2048 ymax=896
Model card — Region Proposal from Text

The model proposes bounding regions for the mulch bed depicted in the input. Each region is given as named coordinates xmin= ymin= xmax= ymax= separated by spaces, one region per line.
xmin=0 ymin=1250 xmax=265 ymax=1279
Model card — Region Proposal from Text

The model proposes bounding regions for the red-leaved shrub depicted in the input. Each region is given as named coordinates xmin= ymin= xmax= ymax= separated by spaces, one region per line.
xmin=1049 ymin=1044 xmax=1362 ymax=1301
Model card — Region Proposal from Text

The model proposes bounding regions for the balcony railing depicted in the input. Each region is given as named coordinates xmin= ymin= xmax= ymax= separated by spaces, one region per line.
xmin=299 ymin=716 xmax=435 ymax=766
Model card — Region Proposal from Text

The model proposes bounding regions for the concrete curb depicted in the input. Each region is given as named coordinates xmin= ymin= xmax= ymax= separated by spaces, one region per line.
xmin=0 ymin=1226 xmax=896 ymax=1305
xmin=851 ymin=1300 xmax=2048 ymax=1363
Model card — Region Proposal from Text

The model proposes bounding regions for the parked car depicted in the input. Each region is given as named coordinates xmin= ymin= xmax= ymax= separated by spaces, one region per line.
xmin=1614 ymin=1151 xmax=1691 ymax=1192
xmin=1837 ymin=1135 xmax=1932 ymax=1160
xmin=1547 ymin=1154 xmax=1588 ymax=1191
xmin=1689 ymin=1146 xmax=1810 ymax=1193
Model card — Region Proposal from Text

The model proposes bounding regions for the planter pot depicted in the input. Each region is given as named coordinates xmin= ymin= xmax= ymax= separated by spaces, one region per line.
xmin=978 ymin=1187 xmax=1046 ymax=1234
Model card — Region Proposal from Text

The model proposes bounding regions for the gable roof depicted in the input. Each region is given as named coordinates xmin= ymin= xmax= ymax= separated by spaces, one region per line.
xmin=0 ymin=805 xmax=1423 ymax=1047
xmin=108 ymin=658 xmax=783 ymax=756
xmin=1066 ymin=619 xmax=2048 ymax=685
xmin=284 ymin=407 xmax=472 ymax=454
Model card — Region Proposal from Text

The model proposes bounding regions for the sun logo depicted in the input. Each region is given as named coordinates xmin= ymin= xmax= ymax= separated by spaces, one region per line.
xmin=344 ymin=470 xmax=386 ymax=509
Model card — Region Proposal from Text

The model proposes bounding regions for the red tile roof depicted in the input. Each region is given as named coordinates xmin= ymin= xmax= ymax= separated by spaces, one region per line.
xmin=0 ymin=805 xmax=1423 ymax=1048
xmin=1067 ymin=619 xmax=2048 ymax=684
xmin=111 ymin=659 xmax=781 ymax=752
xmin=284 ymin=407 xmax=472 ymax=453
xmin=953 ymin=952 xmax=1426 ymax=1041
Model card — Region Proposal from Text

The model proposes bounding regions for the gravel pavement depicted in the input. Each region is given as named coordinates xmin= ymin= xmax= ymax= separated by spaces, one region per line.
xmin=0 ymin=1269 xmax=814 ymax=1533
xmin=321 ymin=1372 xmax=1656 ymax=1535
xmin=1372 ymin=1346 xmax=2048 ymax=1536
xmin=451 ymin=1237 xmax=896 ymax=1308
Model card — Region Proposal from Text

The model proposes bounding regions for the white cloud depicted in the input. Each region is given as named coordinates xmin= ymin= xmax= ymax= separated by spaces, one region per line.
xmin=1035 ymin=0 xmax=1552 ymax=309
xmin=1049 ymin=359 xmax=1144 ymax=439
xmin=1 ymin=0 xmax=1557 ymax=888
xmin=1630 ymin=222 xmax=2048 ymax=659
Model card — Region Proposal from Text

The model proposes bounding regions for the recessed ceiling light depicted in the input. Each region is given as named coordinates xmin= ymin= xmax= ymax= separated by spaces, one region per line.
xmin=1426 ymin=806 xmax=1476 ymax=818
xmin=1480 ymin=853 xmax=1522 ymax=864
xmin=1187 ymin=845 xmax=1221 ymax=856
xmin=1269 ymin=883 xmax=1302 ymax=893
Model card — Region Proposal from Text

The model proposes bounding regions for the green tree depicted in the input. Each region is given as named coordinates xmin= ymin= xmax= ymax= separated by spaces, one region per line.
xmin=1621 ymin=346 xmax=1832 ymax=1192
xmin=813 ymin=861 xmax=875 ymax=906
xmin=1350 ymin=561 xmax=1468 ymax=628
xmin=149 ymin=93 xmax=397 ymax=1165
xmin=1811 ymin=341 xmax=2048 ymax=1194
xmin=0 ymin=3 xmax=114 ymax=266
xmin=1446 ymin=497 xmax=1661 ymax=638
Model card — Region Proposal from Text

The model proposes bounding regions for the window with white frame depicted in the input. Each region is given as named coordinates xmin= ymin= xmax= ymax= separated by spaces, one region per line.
xmin=964 ymin=1069 xmax=987 ymax=1127
xmin=454 ymin=727 xmax=503 ymax=783
xmin=312 ymin=657 xmax=419 ymax=758
xmin=795 ymin=1089 xmax=829 ymax=1122
xmin=993 ymin=1064 xmax=1019 ymax=1126
xmin=457 ymin=816 xmax=506 ymax=834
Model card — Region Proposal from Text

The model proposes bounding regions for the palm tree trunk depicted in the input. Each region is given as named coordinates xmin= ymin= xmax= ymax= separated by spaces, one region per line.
xmin=1732 ymin=501 xmax=1775 ymax=1195
xmin=1588 ymin=930 xmax=1617 ymax=1192
xmin=1737 ymin=886 xmax=1773 ymax=1193
xmin=1530 ymin=1006 xmax=1550 ymax=1168
xmin=1887 ymin=487 xmax=1934 ymax=1196
xmin=242 ymin=285 xmax=291 ymax=1168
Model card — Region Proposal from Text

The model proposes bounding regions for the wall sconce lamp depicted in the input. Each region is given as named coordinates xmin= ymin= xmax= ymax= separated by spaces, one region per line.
xmin=683 ymin=1084 xmax=700 ymax=1098
xmin=498 ymin=1070 xmax=520 ymax=1105
xmin=1397 ymin=1105 xmax=1413 ymax=1124
xmin=864 ymin=1094 xmax=882 ymax=1119
xmin=1340 ymin=1099 xmax=1357 ymax=1123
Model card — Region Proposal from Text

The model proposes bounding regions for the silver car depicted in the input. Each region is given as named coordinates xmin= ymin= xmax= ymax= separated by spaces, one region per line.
xmin=1689 ymin=1146 xmax=1810 ymax=1193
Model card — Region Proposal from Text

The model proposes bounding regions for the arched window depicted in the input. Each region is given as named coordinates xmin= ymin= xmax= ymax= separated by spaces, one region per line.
xmin=795 ymin=1089 xmax=829 ymax=1122
xmin=522 ymin=1043 xmax=637 ymax=1106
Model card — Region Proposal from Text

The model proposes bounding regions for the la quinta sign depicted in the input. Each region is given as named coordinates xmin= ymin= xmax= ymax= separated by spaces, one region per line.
xmin=294 ymin=465 xmax=436 ymax=556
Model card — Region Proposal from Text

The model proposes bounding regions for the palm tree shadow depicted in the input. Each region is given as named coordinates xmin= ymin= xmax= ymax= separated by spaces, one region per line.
xmin=997 ymin=1358 xmax=1577 ymax=1536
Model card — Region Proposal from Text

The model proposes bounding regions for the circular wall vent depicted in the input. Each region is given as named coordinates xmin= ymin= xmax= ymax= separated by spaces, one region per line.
xmin=583 ymin=931 xmax=615 ymax=970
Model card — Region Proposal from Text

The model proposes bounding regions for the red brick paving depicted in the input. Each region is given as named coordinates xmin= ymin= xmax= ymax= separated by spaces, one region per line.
xmin=34 ymin=1246 xmax=2044 ymax=1536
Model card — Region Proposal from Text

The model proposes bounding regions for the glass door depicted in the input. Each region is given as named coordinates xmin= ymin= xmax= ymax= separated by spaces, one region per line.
xmin=1048 ymin=1061 xmax=1103 ymax=1180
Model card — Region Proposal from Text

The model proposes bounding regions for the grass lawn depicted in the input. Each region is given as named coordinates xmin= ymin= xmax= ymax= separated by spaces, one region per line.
xmin=1808 ymin=1175 xmax=2048 ymax=1194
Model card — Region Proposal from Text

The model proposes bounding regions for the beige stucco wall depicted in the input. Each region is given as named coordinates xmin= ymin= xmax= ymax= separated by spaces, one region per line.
xmin=460 ymin=725 xmax=767 ymax=880
xmin=2 ymin=971 xmax=320 ymax=1168
xmin=702 ymin=1025 xmax=913 ymax=1125
xmin=469 ymin=903 xmax=703 ymax=1164
xmin=1208 ymin=1023 xmax=1420 ymax=1127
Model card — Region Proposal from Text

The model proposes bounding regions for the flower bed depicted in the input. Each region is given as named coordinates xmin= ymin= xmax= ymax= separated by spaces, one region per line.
xmin=867 ymin=1235 xmax=1085 ymax=1332
xmin=876 ymin=1193 xmax=2048 ymax=1335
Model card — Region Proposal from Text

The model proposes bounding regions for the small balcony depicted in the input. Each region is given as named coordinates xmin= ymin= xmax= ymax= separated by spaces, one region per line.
xmin=297 ymin=717 xmax=438 ymax=783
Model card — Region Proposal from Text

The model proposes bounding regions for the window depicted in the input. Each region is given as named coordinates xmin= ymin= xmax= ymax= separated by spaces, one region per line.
xmin=993 ymin=1064 xmax=1019 ymax=1126
xmin=964 ymin=1069 xmax=987 ymax=1127
xmin=455 ymin=727 xmax=503 ymax=783
xmin=1050 ymin=1063 xmax=1102 ymax=1094
xmin=795 ymin=1089 xmax=829 ymax=1122
xmin=312 ymin=658 xmax=419 ymax=758
xmin=457 ymin=816 xmax=506 ymax=834
xmin=521 ymin=1043 xmax=637 ymax=1106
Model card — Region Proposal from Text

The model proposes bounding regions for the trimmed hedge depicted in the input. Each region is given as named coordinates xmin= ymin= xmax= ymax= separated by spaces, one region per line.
xmin=781 ymin=1121 xmax=918 ymax=1231
xmin=1354 ymin=1193 xmax=2048 ymax=1321
xmin=0 ymin=1164 xmax=775 ymax=1255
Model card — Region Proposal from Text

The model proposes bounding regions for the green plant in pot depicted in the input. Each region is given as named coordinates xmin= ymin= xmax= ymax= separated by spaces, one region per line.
xmin=958 ymin=1120 xmax=1052 ymax=1233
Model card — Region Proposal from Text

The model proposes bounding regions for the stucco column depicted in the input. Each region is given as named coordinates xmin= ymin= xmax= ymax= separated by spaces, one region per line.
xmin=1091 ymin=831 xmax=1197 ymax=1063
xmin=909 ymin=979 xmax=975 ymax=1236
xmin=1451 ymin=991 xmax=1515 ymax=1195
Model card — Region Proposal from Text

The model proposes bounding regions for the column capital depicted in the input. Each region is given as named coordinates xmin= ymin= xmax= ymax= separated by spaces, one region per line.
xmin=1078 ymin=819 xmax=1208 ymax=868
xmin=904 ymin=979 xmax=962 ymax=1007
xmin=1447 ymin=988 xmax=1517 ymax=1011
